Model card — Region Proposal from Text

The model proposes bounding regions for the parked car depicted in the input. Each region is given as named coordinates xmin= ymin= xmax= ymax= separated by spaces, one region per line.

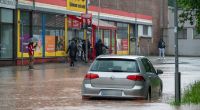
xmin=81 ymin=55 xmax=163 ymax=100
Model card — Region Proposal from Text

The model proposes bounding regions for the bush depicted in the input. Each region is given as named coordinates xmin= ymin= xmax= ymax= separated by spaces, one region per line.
xmin=182 ymin=81 xmax=200 ymax=104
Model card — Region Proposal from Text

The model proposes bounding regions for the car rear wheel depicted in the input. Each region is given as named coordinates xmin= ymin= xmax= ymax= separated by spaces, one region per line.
xmin=145 ymin=88 xmax=151 ymax=100
xmin=158 ymin=85 xmax=162 ymax=97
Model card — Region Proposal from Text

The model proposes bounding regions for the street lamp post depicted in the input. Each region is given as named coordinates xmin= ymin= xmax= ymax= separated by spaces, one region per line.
xmin=98 ymin=0 xmax=101 ymax=40
xmin=134 ymin=0 xmax=138 ymax=55
xmin=85 ymin=0 xmax=89 ymax=63
xmin=21 ymin=20 xmax=24 ymax=66
xmin=174 ymin=0 xmax=181 ymax=103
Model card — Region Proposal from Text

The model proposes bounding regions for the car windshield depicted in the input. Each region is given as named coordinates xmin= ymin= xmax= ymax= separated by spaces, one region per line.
xmin=90 ymin=58 xmax=139 ymax=72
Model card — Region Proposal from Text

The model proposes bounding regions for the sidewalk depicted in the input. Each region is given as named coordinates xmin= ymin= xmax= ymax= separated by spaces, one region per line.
xmin=148 ymin=56 xmax=175 ymax=64
xmin=0 ymin=61 xmax=91 ymax=72
xmin=0 ymin=56 xmax=196 ymax=71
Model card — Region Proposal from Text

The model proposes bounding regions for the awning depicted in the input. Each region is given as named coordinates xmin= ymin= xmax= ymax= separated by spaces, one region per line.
xmin=92 ymin=18 xmax=117 ymax=30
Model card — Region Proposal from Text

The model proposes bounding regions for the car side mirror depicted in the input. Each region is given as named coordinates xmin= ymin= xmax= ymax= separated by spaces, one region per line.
xmin=156 ymin=69 xmax=163 ymax=75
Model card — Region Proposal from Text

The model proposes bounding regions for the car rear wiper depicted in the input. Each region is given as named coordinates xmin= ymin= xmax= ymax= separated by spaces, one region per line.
xmin=111 ymin=70 xmax=125 ymax=72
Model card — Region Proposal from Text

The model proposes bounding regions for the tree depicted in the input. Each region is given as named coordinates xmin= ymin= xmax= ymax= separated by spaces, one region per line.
xmin=178 ymin=0 xmax=200 ymax=33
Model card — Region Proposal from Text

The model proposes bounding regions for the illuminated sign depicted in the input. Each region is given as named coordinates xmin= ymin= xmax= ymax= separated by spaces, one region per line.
xmin=67 ymin=0 xmax=86 ymax=12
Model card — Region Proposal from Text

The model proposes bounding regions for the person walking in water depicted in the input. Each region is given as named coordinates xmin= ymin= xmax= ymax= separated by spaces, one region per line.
xmin=158 ymin=38 xmax=166 ymax=59
xmin=28 ymin=40 xmax=37 ymax=69
xmin=67 ymin=40 xmax=77 ymax=67
xmin=95 ymin=39 xmax=108 ymax=57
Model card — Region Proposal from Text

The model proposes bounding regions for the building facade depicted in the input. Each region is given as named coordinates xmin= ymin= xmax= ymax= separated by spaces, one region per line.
xmin=0 ymin=0 xmax=168 ymax=66
xmin=165 ymin=7 xmax=200 ymax=56
xmin=0 ymin=0 xmax=16 ymax=66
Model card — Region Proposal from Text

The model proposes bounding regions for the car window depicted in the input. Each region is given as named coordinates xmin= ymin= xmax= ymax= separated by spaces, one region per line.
xmin=146 ymin=59 xmax=156 ymax=73
xmin=141 ymin=58 xmax=156 ymax=73
xmin=141 ymin=58 xmax=151 ymax=72
xmin=90 ymin=58 xmax=139 ymax=72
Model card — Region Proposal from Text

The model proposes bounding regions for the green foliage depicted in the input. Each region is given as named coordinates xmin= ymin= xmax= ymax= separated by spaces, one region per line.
xmin=170 ymin=100 xmax=181 ymax=106
xmin=170 ymin=81 xmax=200 ymax=106
xmin=182 ymin=81 xmax=200 ymax=104
xmin=178 ymin=0 xmax=200 ymax=33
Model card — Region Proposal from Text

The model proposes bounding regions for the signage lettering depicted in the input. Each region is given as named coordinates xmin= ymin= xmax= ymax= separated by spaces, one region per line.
xmin=67 ymin=0 xmax=86 ymax=12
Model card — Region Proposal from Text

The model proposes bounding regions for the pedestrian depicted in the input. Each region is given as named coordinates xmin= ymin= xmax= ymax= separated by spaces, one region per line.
xmin=82 ymin=39 xmax=91 ymax=62
xmin=158 ymin=38 xmax=166 ymax=59
xmin=66 ymin=40 xmax=77 ymax=67
xmin=28 ymin=40 xmax=37 ymax=69
xmin=87 ymin=39 xmax=91 ymax=62
xmin=95 ymin=39 xmax=108 ymax=57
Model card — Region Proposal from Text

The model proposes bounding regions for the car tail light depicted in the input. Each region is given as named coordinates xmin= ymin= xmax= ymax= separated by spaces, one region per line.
xmin=127 ymin=75 xmax=145 ymax=81
xmin=84 ymin=73 xmax=99 ymax=79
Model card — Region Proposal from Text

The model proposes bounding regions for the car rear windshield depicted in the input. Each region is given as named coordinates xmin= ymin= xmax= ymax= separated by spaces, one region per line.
xmin=90 ymin=58 xmax=140 ymax=72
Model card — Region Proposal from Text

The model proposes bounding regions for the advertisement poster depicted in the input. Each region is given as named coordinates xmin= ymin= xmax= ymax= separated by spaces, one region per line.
xmin=20 ymin=34 xmax=31 ymax=53
xmin=33 ymin=35 xmax=42 ymax=53
xmin=56 ymin=36 xmax=64 ymax=51
xmin=68 ymin=16 xmax=82 ymax=29
xmin=122 ymin=39 xmax=128 ymax=50
xmin=45 ymin=36 xmax=55 ymax=53
xmin=117 ymin=39 xmax=122 ymax=51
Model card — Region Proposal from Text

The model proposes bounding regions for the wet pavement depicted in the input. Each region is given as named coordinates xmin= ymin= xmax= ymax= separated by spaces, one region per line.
xmin=0 ymin=57 xmax=200 ymax=110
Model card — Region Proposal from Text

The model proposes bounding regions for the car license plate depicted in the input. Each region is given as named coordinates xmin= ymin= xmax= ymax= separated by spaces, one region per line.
xmin=101 ymin=90 xmax=122 ymax=96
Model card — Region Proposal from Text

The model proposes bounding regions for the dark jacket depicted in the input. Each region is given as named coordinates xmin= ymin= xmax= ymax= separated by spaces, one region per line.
xmin=67 ymin=41 xmax=77 ymax=57
xmin=95 ymin=40 xmax=108 ymax=56
xmin=158 ymin=40 xmax=165 ymax=48
xmin=82 ymin=40 xmax=91 ymax=52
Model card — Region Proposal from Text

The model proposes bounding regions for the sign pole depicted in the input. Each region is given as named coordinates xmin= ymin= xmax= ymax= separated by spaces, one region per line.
xmin=174 ymin=0 xmax=181 ymax=103
xmin=85 ymin=0 xmax=88 ymax=63
xmin=21 ymin=20 xmax=24 ymax=66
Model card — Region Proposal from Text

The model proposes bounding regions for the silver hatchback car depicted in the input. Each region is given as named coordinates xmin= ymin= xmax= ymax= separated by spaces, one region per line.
xmin=81 ymin=55 xmax=163 ymax=100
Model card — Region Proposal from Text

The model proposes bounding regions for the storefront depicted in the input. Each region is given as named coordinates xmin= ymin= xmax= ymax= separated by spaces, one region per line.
xmin=10 ymin=0 xmax=152 ymax=66
xmin=0 ymin=0 xmax=15 ymax=66
xmin=17 ymin=10 xmax=66 ymax=65
xmin=92 ymin=19 xmax=117 ymax=57
xmin=66 ymin=15 xmax=117 ymax=60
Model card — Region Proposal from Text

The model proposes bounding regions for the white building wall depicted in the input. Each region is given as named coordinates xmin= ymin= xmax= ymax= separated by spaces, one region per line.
xmin=167 ymin=7 xmax=200 ymax=56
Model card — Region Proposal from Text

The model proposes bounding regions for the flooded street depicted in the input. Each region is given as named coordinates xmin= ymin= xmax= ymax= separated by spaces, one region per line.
xmin=0 ymin=57 xmax=200 ymax=110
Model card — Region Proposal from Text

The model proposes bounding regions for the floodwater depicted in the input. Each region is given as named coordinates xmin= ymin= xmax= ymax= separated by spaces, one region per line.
xmin=0 ymin=57 xmax=200 ymax=110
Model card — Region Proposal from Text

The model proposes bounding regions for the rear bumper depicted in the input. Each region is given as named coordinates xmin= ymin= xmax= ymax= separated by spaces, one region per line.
xmin=82 ymin=84 xmax=146 ymax=99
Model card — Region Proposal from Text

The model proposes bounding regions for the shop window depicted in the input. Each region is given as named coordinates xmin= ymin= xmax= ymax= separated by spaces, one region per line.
xmin=0 ymin=9 xmax=13 ymax=58
xmin=104 ymin=30 xmax=110 ymax=47
xmin=33 ymin=12 xmax=42 ymax=56
xmin=0 ymin=24 xmax=13 ymax=58
xmin=1 ymin=9 xmax=13 ymax=23
xmin=178 ymin=28 xmax=187 ymax=39
xmin=20 ymin=11 xmax=31 ymax=53
xmin=117 ymin=23 xmax=128 ymax=52
xmin=143 ymin=25 xmax=148 ymax=36
xmin=45 ymin=14 xmax=65 ymax=56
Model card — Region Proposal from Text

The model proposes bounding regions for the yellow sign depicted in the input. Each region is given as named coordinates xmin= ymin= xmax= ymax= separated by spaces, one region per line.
xmin=67 ymin=0 xmax=86 ymax=12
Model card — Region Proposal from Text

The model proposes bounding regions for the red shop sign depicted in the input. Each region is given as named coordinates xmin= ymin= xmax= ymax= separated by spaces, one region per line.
xmin=122 ymin=39 xmax=128 ymax=50
xmin=68 ymin=15 xmax=82 ymax=29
